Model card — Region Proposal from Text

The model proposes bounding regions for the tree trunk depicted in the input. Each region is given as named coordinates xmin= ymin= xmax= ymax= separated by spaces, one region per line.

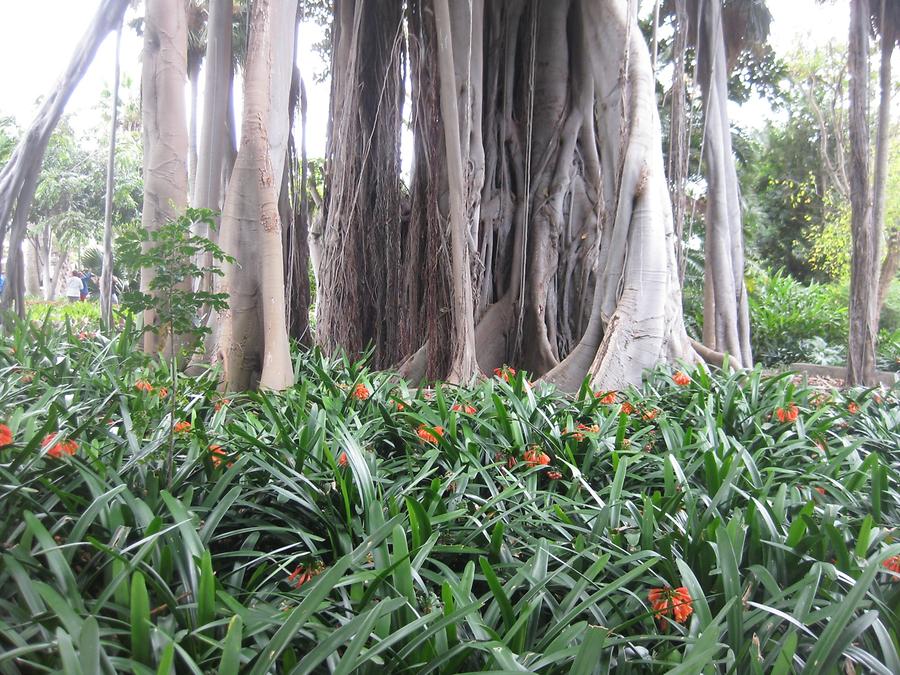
xmin=317 ymin=0 xmax=406 ymax=369
xmin=669 ymin=0 xmax=689 ymax=283
xmin=0 ymin=0 xmax=130 ymax=319
xmin=187 ymin=56 xmax=201 ymax=202
xmin=24 ymin=238 xmax=40 ymax=297
xmin=141 ymin=0 xmax=189 ymax=354
xmin=872 ymin=14 xmax=895 ymax=322
xmin=101 ymin=24 xmax=122 ymax=330
xmin=697 ymin=0 xmax=752 ymax=367
xmin=214 ymin=0 xmax=297 ymax=391
xmin=847 ymin=0 xmax=877 ymax=385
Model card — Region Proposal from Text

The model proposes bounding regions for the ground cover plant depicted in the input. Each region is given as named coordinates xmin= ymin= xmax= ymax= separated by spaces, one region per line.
xmin=0 ymin=320 xmax=899 ymax=674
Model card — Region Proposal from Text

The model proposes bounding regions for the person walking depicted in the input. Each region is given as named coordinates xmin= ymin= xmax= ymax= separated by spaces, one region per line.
xmin=80 ymin=270 xmax=92 ymax=301
xmin=66 ymin=270 xmax=83 ymax=303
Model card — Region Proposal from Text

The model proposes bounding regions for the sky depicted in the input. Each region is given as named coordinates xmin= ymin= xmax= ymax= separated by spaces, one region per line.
xmin=0 ymin=0 xmax=852 ymax=158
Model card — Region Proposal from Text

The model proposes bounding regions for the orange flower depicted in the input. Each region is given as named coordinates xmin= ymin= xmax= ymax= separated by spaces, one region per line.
xmin=42 ymin=433 xmax=78 ymax=458
xmin=883 ymin=555 xmax=900 ymax=582
xmin=648 ymin=586 xmax=693 ymax=625
xmin=672 ymin=371 xmax=691 ymax=386
xmin=547 ymin=470 xmax=562 ymax=480
xmin=493 ymin=365 xmax=516 ymax=382
xmin=417 ymin=424 xmax=444 ymax=444
xmin=595 ymin=390 xmax=617 ymax=404
xmin=814 ymin=486 xmax=826 ymax=496
xmin=451 ymin=403 xmax=477 ymax=414
xmin=174 ymin=421 xmax=192 ymax=433
xmin=287 ymin=565 xmax=312 ymax=589
xmin=214 ymin=398 xmax=230 ymax=411
xmin=393 ymin=400 xmax=406 ymax=412
xmin=621 ymin=402 xmax=634 ymax=415
xmin=77 ymin=331 xmax=96 ymax=341
xmin=353 ymin=383 xmax=370 ymax=400
xmin=0 ymin=424 xmax=12 ymax=447
xmin=338 ymin=451 xmax=349 ymax=467
xmin=576 ymin=423 xmax=600 ymax=434
xmin=135 ymin=379 xmax=153 ymax=393
xmin=209 ymin=444 xmax=231 ymax=469
xmin=156 ymin=387 xmax=168 ymax=398
xmin=776 ymin=403 xmax=799 ymax=423
xmin=847 ymin=401 xmax=859 ymax=415
xmin=642 ymin=409 xmax=659 ymax=422
xmin=506 ymin=455 xmax=517 ymax=469
xmin=523 ymin=446 xmax=550 ymax=467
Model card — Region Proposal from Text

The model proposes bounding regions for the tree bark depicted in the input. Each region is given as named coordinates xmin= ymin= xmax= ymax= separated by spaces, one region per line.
xmin=101 ymin=24 xmax=122 ymax=330
xmin=214 ymin=0 xmax=297 ymax=391
xmin=317 ymin=0 xmax=406 ymax=369
xmin=872 ymin=10 xmax=895 ymax=322
xmin=0 ymin=0 xmax=130 ymax=319
xmin=697 ymin=0 xmax=752 ymax=367
xmin=847 ymin=0 xmax=878 ymax=385
xmin=141 ymin=0 xmax=189 ymax=353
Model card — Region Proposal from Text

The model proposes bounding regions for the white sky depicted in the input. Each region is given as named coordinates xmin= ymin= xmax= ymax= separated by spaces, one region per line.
xmin=0 ymin=0 xmax=851 ymax=156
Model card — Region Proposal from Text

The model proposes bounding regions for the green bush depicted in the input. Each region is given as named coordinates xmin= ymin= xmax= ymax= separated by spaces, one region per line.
xmin=26 ymin=299 xmax=102 ymax=330
xmin=0 ymin=321 xmax=898 ymax=672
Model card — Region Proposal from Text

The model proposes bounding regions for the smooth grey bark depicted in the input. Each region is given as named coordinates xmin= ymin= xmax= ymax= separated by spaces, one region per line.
xmin=0 ymin=0 xmax=130 ymax=319
xmin=214 ymin=0 xmax=297 ymax=391
xmin=140 ymin=0 xmax=189 ymax=354
xmin=847 ymin=0 xmax=878 ymax=385
xmin=698 ymin=0 xmax=752 ymax=367
xmin=101 ymin=24 xmax=122 ymax=330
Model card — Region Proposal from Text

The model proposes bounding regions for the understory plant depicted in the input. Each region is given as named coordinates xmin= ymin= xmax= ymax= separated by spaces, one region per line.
xmin=0 ymin=321 xmax=898 ymax=673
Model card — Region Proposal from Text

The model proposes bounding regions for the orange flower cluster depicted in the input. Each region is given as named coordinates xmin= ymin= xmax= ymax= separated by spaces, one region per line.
xmin=595 ymin=390 xmax=617 ymax=404
xmin=547 ymin=470 xmax=562 ymax=480
xmin=648 ymin=586 xmax=693 ymax=625
xmin=174 ymin=421 xmax=192 ymax=433
xmin=493 ymin=365 xmax=516 ymax=382
xmin=214 ymin=398 xmax=231 ymax=412
xmin=621 ymin=402 xmax=635 ymax=415
xmin=847 ymin=401 xmax=859 ymax=415
xmin=672 ymin=371 xmax=691 ymax=386
xmin=209 ymin=444 xmax=232 ymax=469
xmin=883 ymin=555 xmax=900 ymax=582
xmin=642 ymin=409 xmax=659 ymax=422
xmin=135 ymin=380 xmax=168 ymax=397
xmin=451 ymin=403 xmax=477 ymax=414
xmin=0 ymin=423 xmax=12 ymax=447
xmin=338 ymin=451 xmax=349 ymax=467
xmin=353 ymin=383 xmax=370 ymax=400
xmin=42 ymin=433 xmax=78 ymax=458
xmin=393 ymin=400 xmax=406 ymax=412
xmin=523 ymin=446 xmax=550 ymax=467
xmin=77 ymin=331 xmax=96 ymax=341
xmin=287 ymin=562 xmax=324 ymax=589
xmin=776 ymin=403 xmax=799 ymax=423
xmin=417 ymin=424 xmax=444 ymax=444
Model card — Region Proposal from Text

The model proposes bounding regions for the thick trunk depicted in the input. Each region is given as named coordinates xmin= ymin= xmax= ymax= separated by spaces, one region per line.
xmin=318 ymin=0 xmax=406 ymax=369
xmin=214 ymin=0 xmax=297 ymax=391
xmin=0 ymin=0 xmax=130 ymax=318
xmin=141 ymin=0 xmax=189 ymax=353
xmin=101 ymin=25 xmax=122 ymax=330
xmin=847 ymin=0 xmax=877 ymax=385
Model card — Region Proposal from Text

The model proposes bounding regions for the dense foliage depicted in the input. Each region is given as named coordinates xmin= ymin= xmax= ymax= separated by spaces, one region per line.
xmin=1 ymin=321 xmax=898 ymax=673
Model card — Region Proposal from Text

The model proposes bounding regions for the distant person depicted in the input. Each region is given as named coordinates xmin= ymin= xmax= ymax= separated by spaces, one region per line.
xmin=80 ymin=270 xmax=92 ymax=301
xmin=66 ymin=271 xmax=83 ymax=303
xmin=0 ymin=271 xmax=6 ymax=296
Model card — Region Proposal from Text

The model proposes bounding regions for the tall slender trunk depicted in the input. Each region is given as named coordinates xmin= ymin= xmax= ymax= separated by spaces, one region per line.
xmin=872 ymin=12 xmax=895 ymax=321
xmin=434 ymin=0 xmax=478 ymax=383
xmin=847 ymin=0 xmax=877 ymax=385
xmin=101 ymin=24 xmax=122 ymax=330
xmin=141 ymin=0 xmax=189 ymax=354
xmin=24 ymin=238 xmax=40 ymax=297
xmin=669 ymin=0 xmax=689 ymax=283
xmin=0 ymin=0 xmax=130 ymax=319
xmin=187 ymin=57 xmax=201 ymax=201
xmin=698 ymin=0 xmax=751 ymax=367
